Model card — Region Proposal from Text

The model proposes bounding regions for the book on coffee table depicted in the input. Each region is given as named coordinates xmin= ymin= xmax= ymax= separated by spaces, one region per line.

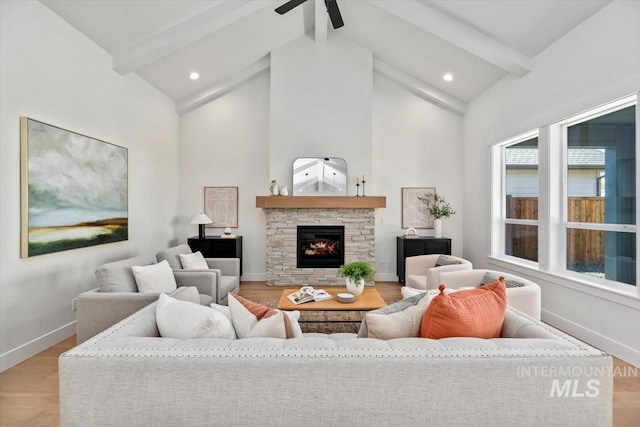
xmin=287 ymin=288 xmax=333 ymax=305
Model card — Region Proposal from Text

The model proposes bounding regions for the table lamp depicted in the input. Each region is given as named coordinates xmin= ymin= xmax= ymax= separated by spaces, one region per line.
xmin=190 ymin=213 xmax=212 ymax=239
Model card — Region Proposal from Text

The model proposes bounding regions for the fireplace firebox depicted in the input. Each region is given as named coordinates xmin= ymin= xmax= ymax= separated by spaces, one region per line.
xmin=296 ymin=225 xmax=345 ymax=268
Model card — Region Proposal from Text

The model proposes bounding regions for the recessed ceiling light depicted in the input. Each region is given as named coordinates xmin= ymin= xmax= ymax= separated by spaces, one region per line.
xmin=443 ymin=73 xmax=453 ymax=82
xmin=189 ymin=72 xmax=200 ymax=80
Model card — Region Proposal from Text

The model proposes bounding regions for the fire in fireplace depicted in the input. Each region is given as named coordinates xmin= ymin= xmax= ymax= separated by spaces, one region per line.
xmin=297 ymin=225 xmax=345 ymax=268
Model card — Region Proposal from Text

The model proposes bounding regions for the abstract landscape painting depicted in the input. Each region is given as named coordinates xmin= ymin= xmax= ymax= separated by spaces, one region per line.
xmin=20 ymin=117 xmax=128 ymax=257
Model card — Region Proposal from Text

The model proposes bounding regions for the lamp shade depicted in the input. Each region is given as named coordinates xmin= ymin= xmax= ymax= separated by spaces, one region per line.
xmin=190 ymin=213 xmax=212 ymax=225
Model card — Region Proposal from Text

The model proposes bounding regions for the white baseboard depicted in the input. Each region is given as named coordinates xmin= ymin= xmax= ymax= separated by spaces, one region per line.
xmin=0 ymin=321 xmax=76 ymax=373
xmin=241 ymin=274 xmax=400 ymax=283
xmin=374 ymin=273 xmax=400 ymax=282
xmin=240 ymin=273 xmax=266 ymax=281
xmin=542 ymin=309 xmax=640 ymax=368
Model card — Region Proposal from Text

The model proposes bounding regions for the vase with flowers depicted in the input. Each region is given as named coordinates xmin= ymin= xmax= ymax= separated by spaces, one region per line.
xmin=417 ymin=192 xmax=455 ymax=238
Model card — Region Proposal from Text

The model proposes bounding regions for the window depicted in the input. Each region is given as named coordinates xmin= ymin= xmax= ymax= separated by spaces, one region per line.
xmin=492 ymin=95 xmax=637 ymax=291
xmin=496 ymin=134 xmax=539 ymax=263
xmin=563 ymin=103 xmax=636 ymax=286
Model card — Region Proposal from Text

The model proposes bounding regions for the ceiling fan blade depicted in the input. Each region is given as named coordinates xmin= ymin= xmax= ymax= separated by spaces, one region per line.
xmin=275 ymin=0 xmax=308 ymax=15
xmin=325 ymin=0 xmax=344 ymax=29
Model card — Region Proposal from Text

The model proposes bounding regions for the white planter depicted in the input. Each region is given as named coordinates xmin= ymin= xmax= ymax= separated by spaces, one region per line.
xmin=345 ymin=278 xmax=365 ymax=296
xmin=434 ymin=218 xmax=443 ymax=238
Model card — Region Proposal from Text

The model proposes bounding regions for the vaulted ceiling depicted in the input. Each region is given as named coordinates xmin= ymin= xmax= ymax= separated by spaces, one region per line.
xmin=41 ymin=0 xmax=611 ymax=114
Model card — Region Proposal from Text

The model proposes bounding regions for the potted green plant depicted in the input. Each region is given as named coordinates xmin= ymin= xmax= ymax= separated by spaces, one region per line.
xmin=417 ymin=192 xmax=455 ymax=238
xmin=338 ymin=261 xmax=375 ymax=296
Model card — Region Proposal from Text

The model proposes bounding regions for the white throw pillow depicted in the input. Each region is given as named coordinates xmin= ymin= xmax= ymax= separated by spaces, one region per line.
xmin=285 ymin=310 xmax=304 ymax=338
xmin=132 ymin=260 xmax=177 ymax=293
xmin=210 ymin=302 xmax=232 ymax=321
xmin=179 ymin=251 xmax=209 ymax=270
xmin=227 ymin=294 xmax=301 ymax=339
xmin=157 ymin=293 xmax=236 ymax=339
xmin=214 ymin=300 xmax=303 ymax=338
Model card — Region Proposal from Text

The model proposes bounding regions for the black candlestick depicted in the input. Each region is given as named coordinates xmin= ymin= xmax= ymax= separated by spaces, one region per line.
xmin=356 ymin=183 xmax=360 ymax=196
xmin=362 ymin=180 xmax=366 ymax=197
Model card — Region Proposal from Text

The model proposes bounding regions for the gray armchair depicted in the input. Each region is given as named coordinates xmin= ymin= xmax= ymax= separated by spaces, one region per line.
xmin=156 ymin=244 xmax=240 ymax=305
xmin=76 ymin=255 xmax=216 ymax=344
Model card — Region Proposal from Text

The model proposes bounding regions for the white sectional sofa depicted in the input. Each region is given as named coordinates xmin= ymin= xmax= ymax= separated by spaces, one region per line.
xmin=59 ymin=290 xmax=612 ymax=426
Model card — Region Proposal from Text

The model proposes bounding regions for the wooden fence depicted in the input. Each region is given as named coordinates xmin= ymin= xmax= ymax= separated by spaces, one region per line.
xmin=506 ymin=196 xmax=605 ymax=263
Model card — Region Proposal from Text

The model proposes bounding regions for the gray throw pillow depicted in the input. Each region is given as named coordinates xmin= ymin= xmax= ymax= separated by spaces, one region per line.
xmin=481 ymin=272 xmax=526 ymax=288
xmin=434 ymin=255 xmax=462 ymax=267
xmin=96 ymin=256 xmax=155 ymax=293
xmin=358 ymin=292 xmax=430 ymax=339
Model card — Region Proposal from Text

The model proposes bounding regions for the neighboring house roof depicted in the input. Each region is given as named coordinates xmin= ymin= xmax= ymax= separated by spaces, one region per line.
xmin=506 ymin=148 xmax=605 ymax=168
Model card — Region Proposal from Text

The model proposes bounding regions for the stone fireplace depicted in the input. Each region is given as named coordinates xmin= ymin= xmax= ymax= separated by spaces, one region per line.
xmin=262 ymin=210 xmax=379 ymax=286
xmin=257 ymin=196 xmax=385 ymax=286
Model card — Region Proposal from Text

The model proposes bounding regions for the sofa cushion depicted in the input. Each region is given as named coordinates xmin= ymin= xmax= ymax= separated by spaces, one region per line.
xmin=227 ymin=294 xmax=301 ymax=338
xmin=156 ymin=293 xmax=236 ymax=340
xmin=156 ymin=244 xmax=192 ymax=270
xmin=179 ymin=251 xmax=208 ymax=270
xmin=406 ymin=275 xmax=428 ymax=290
xmin=198 ymin=294 xmax=215 ymax=305
xmin=169 ymin=286 xmax=201 ymax=304
xmin=420 ymin=278 xmax=507 ymax=339
xmin=132 ymin=260 xmax=178 ymax=294
xmin=219 ymin=275 xmax=239 ymax=296
xmin=95 ymin=255 xmax=155 ymax=293
xmin=210 ymin=302 xmax=232 ymax=320
xmin=358 ymin=292 xmax=432 ymax=339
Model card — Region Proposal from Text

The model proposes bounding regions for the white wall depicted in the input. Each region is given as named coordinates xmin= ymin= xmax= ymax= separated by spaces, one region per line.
xmin=463 ymin=0 xmax=640 ymax=365
xmin=178 ymin=71 xmax=271 ymax=280
xmin=269 ymin=34 xmax=373 ymax=190
xmin=177 ymin=35 xmax=464 ymax=282
xmin=0 ymin=1 xmax=179 ymax=371
xmin=373 ymin=74 xmax=464 ymax=280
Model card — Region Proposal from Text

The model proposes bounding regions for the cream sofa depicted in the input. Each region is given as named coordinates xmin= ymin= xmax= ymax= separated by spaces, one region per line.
xmin=404 ymin=254 xmax=472 ymax=290
xmin=60 ymin=291 xmax=612 ymax=426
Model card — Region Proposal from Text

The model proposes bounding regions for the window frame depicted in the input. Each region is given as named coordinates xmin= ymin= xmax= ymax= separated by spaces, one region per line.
xmin=491 ymin=94 xmax=639 ymax=296
xmin=559 ymin=96 xmax=637 ymax=291
xmin=491 ymin=130 xmax=540 ymax=266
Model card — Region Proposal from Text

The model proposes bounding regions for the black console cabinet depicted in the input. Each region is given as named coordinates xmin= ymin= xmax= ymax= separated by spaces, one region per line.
xmin=187 ymin=236 xmax=243 ymax=275
xmin=396 ymin=236 xmax=452 ymax=282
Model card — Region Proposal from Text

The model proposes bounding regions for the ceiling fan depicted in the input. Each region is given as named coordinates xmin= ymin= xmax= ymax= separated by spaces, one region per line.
xmin=275 ymin=0 xmax=344 ymax=29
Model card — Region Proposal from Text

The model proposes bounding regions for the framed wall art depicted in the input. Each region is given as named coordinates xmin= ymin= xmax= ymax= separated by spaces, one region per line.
xmin=204 ymin=186 xmax=238 ymax=228
xmin=401 ymin=187 xmax=435 ymax=229
xmin=20 ymin=117 xmax=128 ymax=257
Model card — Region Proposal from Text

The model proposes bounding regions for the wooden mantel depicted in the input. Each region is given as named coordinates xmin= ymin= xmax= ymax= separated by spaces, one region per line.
xmin=255 ymin=196 xmax=386 ymax=209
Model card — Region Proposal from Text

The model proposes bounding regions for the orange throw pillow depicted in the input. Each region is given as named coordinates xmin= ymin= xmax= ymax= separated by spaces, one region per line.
xmin=419 ymin=278 xmax=507 ymax=339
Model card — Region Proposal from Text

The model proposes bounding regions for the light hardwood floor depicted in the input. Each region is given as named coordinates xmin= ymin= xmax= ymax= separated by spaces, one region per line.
xmin=1 ymin=282 xmax=638 ymax=426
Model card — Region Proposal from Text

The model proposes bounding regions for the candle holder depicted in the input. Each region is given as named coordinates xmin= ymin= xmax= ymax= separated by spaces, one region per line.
xmin=356 ymin=182 xmax=360 ymax=196
xmin=361 ymin=179 xmax=366 ymax=197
